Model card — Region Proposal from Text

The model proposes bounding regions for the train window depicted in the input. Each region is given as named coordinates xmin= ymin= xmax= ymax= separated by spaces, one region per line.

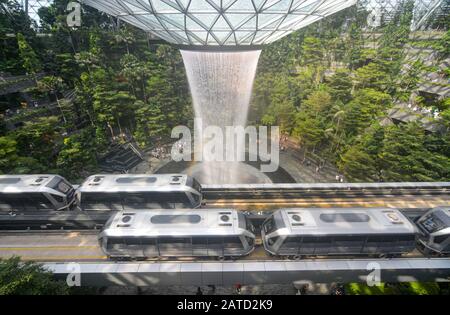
xmin=191 ymin=193 xmax=201 ymax=205
xmin=223 ymin=236 xmax=243 ymax=249
xmin=208 ymin=237 xmax=223 ymax=246
xmin=0 ymin=194 xmax=24 ymax=211
xmin=150 ymin=214 xmax=201 ymax=224
xmin=50 ymin=179 xmax=71 ymax=193
xmin=367 ymin=235 xmax=393 ymax=243
xmin=32 ymin=194 xmax=54 ymax=210
xmin=267 ymin=236 xmax=279 ymax=246
xmin=123 ymin=193 xmax=146 ymax=204
xmin=192 ymin=237 xmax=208 ymax=245
xmin=396 ymin=235 xmax=416 ymax=242
xmin=280 ymin=236 xmax=301 ymax=249
xmin=245 ymin=216 xmax=255 ymax=233
xmin=116 ymin=177 xmax=157 ymax=184
xmin=263 ymin=217 xmax=277 ymax=234
xmin=304 ymin=236 xmax=333 ymax=244
xmin=121 ymin=192 xmax=192 ymax=209
xmin=434 ymin=235 xmax=448 ymax=244
xmin=0 ymin=178 xmax=20 ymax=184
xmin=333 ymin=235 xmax=365 ymax=243
xmin=158 ymin=237 xmax=192 ymax=248
xmin=106 ymin=237 xmax=125 ymax=249
xmin=301 ymin=236 xmax=316 ymax=243
xmin=51 ymin=194 xmax=64 ymax=203
xmin=124 ymin=238 xmax=141 ymax=245
xmin=320 ymin=213 xmax=370 ymax=223
xmin=141 ymin=238 xmax=157 ymax=245
xmin=419 ymin=214 xmax=446 ymax=233
xmin=82 ymin=193 xmax=117 ymax=210
xmin=192 ymin=178 xmax=202 ymax=193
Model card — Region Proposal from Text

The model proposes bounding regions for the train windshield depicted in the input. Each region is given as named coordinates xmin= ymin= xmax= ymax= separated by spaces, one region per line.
xmin=263 ymin=216 xmax=277 ymax=234
xmin=419 ymin=213 xmax=446 ymax=233
xmin=245 ymin=216 xmax=255 ymax=234
xmin=50 ymin=179 xmax=72 ymax=194
xmin=192 ymin=178 xmax=202 ymax=193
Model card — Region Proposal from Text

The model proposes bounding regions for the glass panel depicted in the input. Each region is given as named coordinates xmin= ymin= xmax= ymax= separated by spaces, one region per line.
xmin=188 ymin=1 xmax=215 ymax=11
xmin=225 ymin=14 xmax=253 ymax=28
xmin=223 ymin=236 xmax=244 ymax=249
xmin=320 ymin=213 xmax=371 ymax=223
xmin=213 ymin=15 xmax=231 ymax=31
xmin=150 ymin=214 xmax=201 ymax=224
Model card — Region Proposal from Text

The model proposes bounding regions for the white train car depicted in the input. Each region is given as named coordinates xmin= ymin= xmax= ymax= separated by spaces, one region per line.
xmin=416 ymin=207 xmax=450 ymax=255
xmin=0 ymin=174 xmax=75 ymax=212
xmin=99 ymin=209 xmax=255 ymax=260
xmin=261 ymin=208 xmax=417 ymax=258
xmin=78 ymin=174 xmax=202 ymax=211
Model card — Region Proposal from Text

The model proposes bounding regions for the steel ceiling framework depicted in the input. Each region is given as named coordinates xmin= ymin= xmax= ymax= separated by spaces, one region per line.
xmin=20 ymin=1 xmax=448 ymax=38
xmin=21 ymin=0 xmax=53 ymax=22
xmin=79 ymin=0 xmax=358 ymax=46
xmin=358 ymin=0 xmax=447 ymax=30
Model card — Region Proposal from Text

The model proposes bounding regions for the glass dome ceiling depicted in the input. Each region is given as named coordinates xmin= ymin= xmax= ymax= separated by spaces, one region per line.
xmin=81 ymin=0 xmax=357 ymax=46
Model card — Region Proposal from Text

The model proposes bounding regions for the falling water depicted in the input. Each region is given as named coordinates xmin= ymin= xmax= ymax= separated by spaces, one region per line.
xmin=180 ymin=49 xmax=263 ymax=184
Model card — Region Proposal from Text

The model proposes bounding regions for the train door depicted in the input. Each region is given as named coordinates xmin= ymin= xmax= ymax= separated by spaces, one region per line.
xmin=375 ymin=235 xmax=398 ymax=254
xmin=223 ymin=236 xmax=245 ymax=256
xmin=192 ymin=236 xmax=208 ymax=256
xmin=207 ymin=237 xmax=224 ymax=257
xmin=123 ymin=193 xmax=146 ymax=210
xmin=186 ymin=191 xmax=201 ymax=208
xmin=124 ymin=238 xmax=143 ymax=257
xmin=0 ymin=193 xmax=25 ymax=212
xmin=362 ymin=235 xmax=379 ymax=254
xmin=157 ymin=237 xmax=192 ymax=256
xmin=44 ymin=193 xmax=65 ymax=211
xmin=332 ymin=235 xmax=365 ymax=255
xmin=142 ymin=238 xmax=158 ymax=257
xmin=396 ymin=234 xmax=416 ymax=253
xmin=298 ymin=237 xmax=315 ymax=255
xmin=313 ymin=236 xmax=333 ymax=255
xmin=278 ymin=236 xmax=300 ymax=256
xmin=105 ymin=237 xmax=128 ymax=257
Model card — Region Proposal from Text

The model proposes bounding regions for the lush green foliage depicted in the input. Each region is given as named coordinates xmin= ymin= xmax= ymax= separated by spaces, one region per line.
xmin=0 ymin=256 xmax=69 ymax=295
xmin=0 ymin=0 xmax=191 ymax=181
xmin=0 ymin=1 xmax=448 ymax=183
xmin=345 ymin=282 xmax=449 ymax=295
xmin=251 ymin=3 xmax=449 ymax=181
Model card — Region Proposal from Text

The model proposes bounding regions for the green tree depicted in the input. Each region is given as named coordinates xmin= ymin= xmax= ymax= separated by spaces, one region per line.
xmin=0 ymin=257 xmax=69 ymax=295
xmin=16 ymin=32 xmax=41 ymax=77
xmin=343 ymin=88 xmax=391 ymax=138
xmin=354 ymin=62 xmax=390 ymax=91
xmin=56 ymin=128 xmax=98 ymax=181
xmin=328 ymin=69 xmax=353 ymax=103
xmin=293 ymin=112 xmax=323 ymax=155
xmin=380 ymin=123 xmax=449 ymax=181
xmin=37 ymin=76 xmax=68 ymax=123
xmin=133 ymin=100 xmax=166 ymax=147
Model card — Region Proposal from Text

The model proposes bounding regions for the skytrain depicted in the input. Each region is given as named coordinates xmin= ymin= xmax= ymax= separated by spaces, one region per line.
xmin=0 ymin=174 xmax=448 ymax=257
xmin=0 ymin=174 xmax=202 ymax=212
xmin=99 ymin=207 xmax=450 ymax=260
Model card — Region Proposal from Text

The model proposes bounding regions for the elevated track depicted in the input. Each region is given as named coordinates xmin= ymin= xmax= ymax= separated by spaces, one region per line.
xmin=0 ymin=182 xmax=448 ymax=230
xmin=1 ymin=231 xmax=448 ymax=286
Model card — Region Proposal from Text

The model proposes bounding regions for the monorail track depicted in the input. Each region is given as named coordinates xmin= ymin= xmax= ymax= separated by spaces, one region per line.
xmin=0 ymin=230 xmax=434 ymax=263
xmin=0 ymin=182 xmax=448 ymax=230
xmin=204 ymin=195 xmax=450 ymax=210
